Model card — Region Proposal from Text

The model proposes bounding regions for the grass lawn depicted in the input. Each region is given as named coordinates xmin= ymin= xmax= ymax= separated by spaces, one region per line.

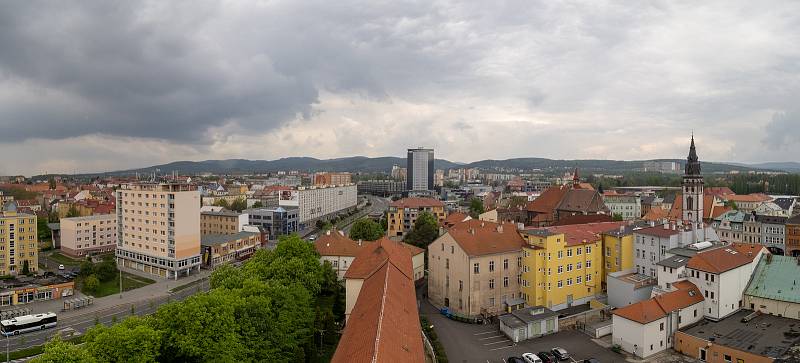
xmin=47 ymin=252 xmax=83 ymax=266
xmin=80 ymin=271 xmax=156 ymax=298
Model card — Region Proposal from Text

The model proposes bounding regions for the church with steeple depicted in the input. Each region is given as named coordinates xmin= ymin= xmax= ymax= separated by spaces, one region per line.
xmin=682 ymin=135 xmax=704 ymax=225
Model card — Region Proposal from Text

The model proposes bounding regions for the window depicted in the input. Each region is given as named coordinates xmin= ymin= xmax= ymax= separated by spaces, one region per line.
xmin=557 ymin=250 xmax=563 ymax=259
xmin=576 ymin=247 xmax=582 ymax=255
xmin=503 ymin=259 xmax=509 ymax=270
xmin=473 ymin=263 xmax=479 ymax=274
xmin=586 ymin=274 xmax=592 ymax=281
xmin=558 ymin=265 xmax=563 ymax=274
xmin=566 ymin=264 xmax=573 ymax=272
xmin=586 ymin=260 xmax=592 ymax=268
xmin=557 ymin=280 xmax=563 ymax=288
xmin=567 ymin=248 xmax=573 ymax=257
xmin=450 ymin=246 xmax=454 ymax=254
xmin=576 ymin=275 xmax=582 ymax=284
xmin=503 ymin=277 xmax=509 ymax=287
xmin=576 ymin=262 xmax=582 ymax=269
xmin=446 ymin=258 xmax=449 ymax=269
xmin=489 ymin=261 xmax=495 ymax=272
xmin=566 ymin=278 xmax=572 ymax=286
xmin=517 ymin=257 xmax=522 ymax=267
xmin=693 ymin=309 xmax=697 ymax=317
xmin=723 ymin=354 xmax=732 ymax=363
xmin=586 ymin=246 xmax=592 ymax=253
xmin=489 ymin=279 xmax=495 ymax=289
xmin=660 ymin=322 xmax=664 ymax=331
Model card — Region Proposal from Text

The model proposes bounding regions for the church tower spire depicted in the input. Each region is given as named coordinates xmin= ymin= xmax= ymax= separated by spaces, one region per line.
xmin=682 ymin=134 xmax=704 ymax=225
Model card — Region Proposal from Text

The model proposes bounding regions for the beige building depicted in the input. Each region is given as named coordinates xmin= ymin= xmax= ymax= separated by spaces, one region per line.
xmin=387 ymin=197 xmax=446 ymax=239
xmin=200 ymin=209 xmax=248 ymax=235
xmin=313 ymin=172 xmax=352 ymax=186
xmin=0 ymin=203 xmax=38 ymax=276
xmin=428 ymin=219 xmax=525 ymax=317
xmin=115 ymin=183 xmax=202 ymax=279
xmin=60 ymin=214 xmax=117 ymax=258
xmin=200 ymin=231 xmax=261 ymax=268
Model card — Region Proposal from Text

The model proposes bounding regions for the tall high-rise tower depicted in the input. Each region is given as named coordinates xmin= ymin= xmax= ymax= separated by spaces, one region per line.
xmin=682 ymin=135 xmax=704 ymax=224
xmin=407 ymin=148 xmax=434 ymax=192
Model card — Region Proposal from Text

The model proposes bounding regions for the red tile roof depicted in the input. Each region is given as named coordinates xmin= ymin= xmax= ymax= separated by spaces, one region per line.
xmin=687 ymin=243 xmax=765 ymax=273
xmin=314 ymin=230 xmax=368 ymax=257
xmin=526 ymin=186 xmax=568 ymax=213
xmin=552 ymin=214 xmax=612 ymax=226
xmin=667 ymin=194 xmax=726 ymax=221
xmin=448 ymin=220 xmax=525 ymax=256
xmin=613 ymin=281 xmax=704 ymax=324
xmin=643 ymin=207 xmax=670 ymax=221
xmin=390 ymin=197 xmax=444 ymax=208
xmin=442 ymin=212 xmax=470 ymax=228
xmin=705 ymin=187 xmax=735 ymax=197
xmin=332 ymin=245 xmax=423 ymax=363
xmin=345 ymin=238 xmax=414 ymax=280
xmin=528 ymin=222 xmax=625 ymax=246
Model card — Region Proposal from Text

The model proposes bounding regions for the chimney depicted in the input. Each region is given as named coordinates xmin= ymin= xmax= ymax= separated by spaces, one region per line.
xmin=497 ymin=225 xmax=504 ymax=233
xmin=650 ymin=220 xmax=656 ymax=227
xmin=358 ymin=239 xmax=362 ymax=246
xmin=664 ymin=223 xmax=669 ymax=230
xmin=619 ymin=225 xmax=625 ymax=233
xmin=481 ymin=222 xmax=485 ymax=227
xmin=326 ymin=230 xmax=331 ymax=236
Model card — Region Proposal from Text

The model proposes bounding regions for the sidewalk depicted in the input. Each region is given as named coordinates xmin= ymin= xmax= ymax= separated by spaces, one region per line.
xmin=16 ymin=268 xmax=211 ymax=320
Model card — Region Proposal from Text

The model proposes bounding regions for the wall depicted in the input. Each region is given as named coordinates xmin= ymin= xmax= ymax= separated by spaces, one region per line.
xmin=674 ymin=331 xmax=774 ymax=363
xmin=612 ymin=315 xmax=666 ymax=358
xmin=744 ymin=295 xmax=800 ymax=320
xmin=344 ymin=278 xmax=363 ymax=323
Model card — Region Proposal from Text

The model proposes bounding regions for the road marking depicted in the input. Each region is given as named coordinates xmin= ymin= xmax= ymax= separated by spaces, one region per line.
xmin=484 ymin=340 xmax=510 ymax=345
xmin=474 ymin=331 xmax=496 ymax=335
xmin=489 ymin=345 xmax=514 ymax=351
xmin=479 ymin=335 xmax=503 ymax=340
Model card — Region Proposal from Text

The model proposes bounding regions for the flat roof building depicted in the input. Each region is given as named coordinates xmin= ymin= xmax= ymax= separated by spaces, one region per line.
xmin=744 ymin=254 xmax=800 ymax=320
xmin=59 ymin=214 xmax=117 ymax=258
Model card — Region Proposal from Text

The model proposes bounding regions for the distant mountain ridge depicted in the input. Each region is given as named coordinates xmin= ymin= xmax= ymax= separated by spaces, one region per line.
xmin=87 ymin=156 xmax=785 ymax=176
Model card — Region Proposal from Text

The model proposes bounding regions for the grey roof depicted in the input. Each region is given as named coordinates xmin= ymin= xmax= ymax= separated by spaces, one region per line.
xmin=47 ymin=223 xmax=60 ymax=231
xmin=772 ymin=197 xmax=796 ymax=211
xmin=663 ymin=194 xmax=677 ymax=204
xmin=201 ymin=209 xmax=242 ymax=217
xmin=656 ymin=255 xmax=690 ymax=268
xmin=602 ymin=221 xmax=652 ymax=237
xmin=744 ymin=255 xmax=800 ymax=304
xmin=758 ymin=215 xmax=788 ymax=225
xmin=201 ymin=231 xmax=259 ymax=247
xmin=680 ymin=310 xmax=800 ymax=358
xmin=668 ymin=241 xmax=725 ymax=258
xmin=61 ymin=214 xmax=115 ymax=222
xmin=641 ymin=195 xmax=656 ymax=205
xmin=500 ymin=306 xmax=558 ymax=328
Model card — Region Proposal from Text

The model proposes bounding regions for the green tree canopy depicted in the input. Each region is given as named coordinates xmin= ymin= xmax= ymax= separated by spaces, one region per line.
xmin=403 ymin=211 xmax=439 ymax=248
xmin=468 ymin=198 xmax=485 ymax=218
xmin=31 ymin=337 xmax=96 ymax=363
xmin=229 ymin=198 xmax=247 ymax=212
xmin=212 ymin=198 xmax=229 ymax=209
xmin=251 ymin=201 xmax=264 ymax=208
xmin=83 ymin=316 xmax=162 ymax=363
xmin=66 ymin=205 xmax=81 ymax=218
xmin=83 ymin=275 xmax=100 ymax=293
xmin=348 ymin=218 xmax=384 ymax=241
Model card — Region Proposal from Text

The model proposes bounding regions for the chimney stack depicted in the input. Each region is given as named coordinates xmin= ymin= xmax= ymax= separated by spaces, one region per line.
xmin=326 ymin=230 xmax=331 ymax=236
xmin=497 ymin=225 xmax=503 ymax=233
xmin=358 ymin=239 xmax=362 ymax=246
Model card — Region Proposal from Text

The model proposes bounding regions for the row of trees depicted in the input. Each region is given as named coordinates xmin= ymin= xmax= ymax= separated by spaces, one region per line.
xmin=211 ymin=198 xmax=253 ymax=212
xmin=33 ymin=235 xmax=343 ymax=363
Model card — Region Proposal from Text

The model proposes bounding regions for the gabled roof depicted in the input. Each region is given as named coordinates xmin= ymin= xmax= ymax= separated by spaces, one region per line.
xmin=704 ymin=187 xmax=735 ymax=197
xmin=442 ymin=212 xmax=471 ymax=228
xmin=686 ymin=243 xmax=764 ymax=274
xmin=332 ymin=250 xmax=423 ymax=363
xmin=725 ymin=193 xmax=771 ymax=203
xmin=526 ymin=186 xmax=568 ymax=213
xmin=772 ymin=197 xmax=796 ymax=211
xmin=643 ymin=206 xmax=670 ymax=221
xmin=526 ymin=222 xmax=625 ymax=246
xmin=314 ymin=230 xmax=367 ymax=257
xmin=447 ymin=220 xmax=525 ymax=257
xmin=556 ymin=188 xmax=607 ymax=213
xmin=344 ymin=238 xmax=414 ymax=280
xmin=613 ymin=281 xmax=703 ymax=324
xmin=390 ymin=197 xmax=444 ymax=209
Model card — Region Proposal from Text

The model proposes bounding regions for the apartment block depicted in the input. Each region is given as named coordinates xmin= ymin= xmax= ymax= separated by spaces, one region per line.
xmin=60 ymin=214 xmax=117 ymax=257
xmin=244 ymin=206 xmax=298 ymax=240
xmin=600 ymin=223 xmax=645 ymax=289
xmin=0 ymin=203 xmax=38 ymax=276
xmin=200 ymin=231 xmax=261 ymax=268
xmin=200 ymin=209 xmax=248 ymax=235
xmin=278 ymin=184 xmax=357 ymax=225
xmin=115 ymin=183 xmax=202 ymax=279
xmin=313 ymin=172 xmax=352 ymax=186
xmin=387 ymin=197 xmax=446 ymax=239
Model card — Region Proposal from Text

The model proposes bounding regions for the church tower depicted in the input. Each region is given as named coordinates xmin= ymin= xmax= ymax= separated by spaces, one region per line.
xmin=682 ymin=135 xmax=704 ymax=224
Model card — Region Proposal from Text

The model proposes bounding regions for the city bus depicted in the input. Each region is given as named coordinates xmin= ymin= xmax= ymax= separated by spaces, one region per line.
xmin=0 ymin=313 xmax=58 ymax=336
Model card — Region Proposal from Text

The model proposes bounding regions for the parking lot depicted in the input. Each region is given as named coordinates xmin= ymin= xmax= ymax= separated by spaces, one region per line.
xmin=419 ymin=291 xmax=630 ymax=363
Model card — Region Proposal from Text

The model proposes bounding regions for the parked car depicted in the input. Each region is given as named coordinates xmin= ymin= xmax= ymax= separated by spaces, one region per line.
xmin=551 ymin=347 xmax=570 ymax=361
xmin=580 ymin=359 xmax=600 ymax=363
xmin=507 ymin=357 xmax=526 ymax=363
xmin=522 ymin=352 xmax=543 ymax=363
xmin=58 ymin=264 xmax=65 ymax=270
xmin=537 ymin=352 xmax=557 ymax=363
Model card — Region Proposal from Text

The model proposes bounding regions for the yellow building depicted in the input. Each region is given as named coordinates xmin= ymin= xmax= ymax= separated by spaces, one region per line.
xmin=520 ymin=222 xmax=624 ymax=310
xmin=600 ymin=225 xmax=638 ymax=289
xmin=0 ymin=203 xmax=39 ymax=276
xmin=387 ymin=197 xmax=446 ymax=239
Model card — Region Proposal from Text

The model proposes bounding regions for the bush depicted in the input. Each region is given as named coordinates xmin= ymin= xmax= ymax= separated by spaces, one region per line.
xmin=83 ymin=275 xmax=100 ymax=293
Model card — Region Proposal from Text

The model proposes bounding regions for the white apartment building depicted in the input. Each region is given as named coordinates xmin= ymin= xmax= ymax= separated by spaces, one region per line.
xmin=603 ymin=193 xmax=642 ymax=220
xmin=115 ymin=183 xmax=202 ymax=280
xmin=278 ymin=184 xmax=357 ymax=224
xmin=60 ymin=214 xmax=117 ymax=258
xmin=633 ymin=222 xmax=718 ymax=278
xmin=684 ymin=243 xmax=765 ymax=320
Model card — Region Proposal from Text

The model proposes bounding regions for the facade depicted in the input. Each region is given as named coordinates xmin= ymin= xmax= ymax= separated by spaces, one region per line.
xmin=314 ymin=230 xmax=425 ymax=280
xmin=406 ymin=147 xmax=434 ymax=192
xmin=386 ymin=197 xmax=446 ymax=239
xmin=612 ymin=281 xmax=705 ymax=358
xmin=313 ymin=172 xmax=352 ymax=186
xmin=606 ymin=270 xmax=657 ymax=308
xmin=498 ymin=306 xmax=559 ymax=343
xmin=525 ymin=174 xmax=609 ymax=227
xmin=0 ymin=203 xmax=38 ymax=276
xmin=600 ymin=224 xmax=645 ymax=289
xmin=200 ymin=231 xmax=261 ymax=268
xmin=59 ymin=214 xmax=117 ymax=258
xmin=244 ymin=206 xmax=298 ymax=240
xmin=0 ymin=279 xmax=75 ymax=306
xmin=633 ymin=222 xmax=718 ymax=278
xmin=711 ymin=210 xmax=745 ymax=243
xmin=278 ymin=184 xmax=357 ymax=224
xmin=115 ymin=183 xmax=202 ymax=280
xmin=427 ymin=220 xmax=525 ymax=317
xmin=787 ymin=214 xmax=800 ymax=257
xmin=684 ymin=243 xmax=765 ymax=320
xmin=356 ymin=180 xmax=405 ymax=197
xmin=760 ymin=215 xmax=787 ymax=254
xmin=603 ymin=193 xmax=642 ymax=220
xmin=724 ymin=193 xmax=772 ymax=213
xmin=520 ymin=222 xmax=624 ymax=311
xmin=744 ymin=254 xmax=800 ymax=319
xmin=200 ymin=209 xmax=248 ymax=235
xmin=742 ymin=213 xmax=762 ymax=244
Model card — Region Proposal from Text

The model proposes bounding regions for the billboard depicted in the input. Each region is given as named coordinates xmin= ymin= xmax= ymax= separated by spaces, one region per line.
xmin=279 ymin=190 xmax=299 ymax=207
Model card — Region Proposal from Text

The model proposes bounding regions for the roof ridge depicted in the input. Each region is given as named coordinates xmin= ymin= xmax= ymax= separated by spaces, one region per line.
xmin=371 ymin=263 xmax=391 ymax=363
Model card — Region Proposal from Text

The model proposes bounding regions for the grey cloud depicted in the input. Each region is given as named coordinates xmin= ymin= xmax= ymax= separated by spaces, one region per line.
xmin=763 ymin=111 xmax=800 ymax=150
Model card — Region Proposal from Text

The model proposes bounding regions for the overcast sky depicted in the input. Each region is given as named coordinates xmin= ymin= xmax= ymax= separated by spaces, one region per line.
xmin=1 ymin=1 xmax=799 ymax=176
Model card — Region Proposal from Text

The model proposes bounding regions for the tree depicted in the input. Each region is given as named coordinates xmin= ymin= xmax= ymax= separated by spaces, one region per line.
xmin=213 ymin=199 xmax=229 ymax=209
xmin=66 ymin=205 xmax=81 ymax=218
xmin=84 ymin=275 xmax=100 ymax=293
xmin=251 ymin=201 xmax=264 ymax=208
xmin=348 ymin=218 xmax=384 ymax=241
xmin=31 ymin=337 xmax=96 ymax=363
xmin=403 ymin=212 xmax=439 ymax=248
xmin=726 ymin=200 xmax=739 ymax=210
xmin=38 ymin=217 xmax=52 ymax=242
xmin=230 ymin=198 xmax=247 ymax=212
xmin=95 ymin=257 xmax=117 ymax=282
xmin=468 ymin=198 xmax=484 ymax=218
xmin=48 ymin=176 xmax=57 ymax=190
xmin=612 ymin=213 xmax=624 ymax=221
xmin=83 ymin=316 xmax=161 ymax=363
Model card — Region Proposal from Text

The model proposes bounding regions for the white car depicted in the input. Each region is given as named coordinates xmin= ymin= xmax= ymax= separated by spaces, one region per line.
xmin=522 ymin=352 xmax=543 ymax=363
xmin=58 ymin=264 xmax=65 ymax=270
